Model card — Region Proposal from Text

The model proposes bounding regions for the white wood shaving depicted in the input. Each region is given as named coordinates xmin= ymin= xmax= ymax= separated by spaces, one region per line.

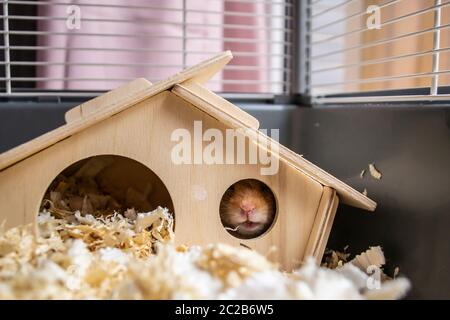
xmin=135 ymin=207 xmax=172 ymax=233
xmin=224 ymin=225 xmax=240 ymax=232
xmin=369 ymin=163 xmax=382 ymax=180
xmin=351 ymin=246 xmax=386 ymax=271
xmin=0 ymin=210 xmax=410 ymax=300
xmin=394 ymin=267 xmax=400 ymax=279
xmin=360 ymin=169 xmax=366 ymax=178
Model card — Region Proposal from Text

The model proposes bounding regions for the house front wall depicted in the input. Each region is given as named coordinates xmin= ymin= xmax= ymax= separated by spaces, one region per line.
xmin=0 ymin=91 xmax=324 ymax=270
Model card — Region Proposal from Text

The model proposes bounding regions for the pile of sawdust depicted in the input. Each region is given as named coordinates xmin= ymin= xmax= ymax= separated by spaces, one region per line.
xmin=41 ymin=157 xmax=156 ymax=219
xmin=0 ymin=207 xmax=410 ymax=300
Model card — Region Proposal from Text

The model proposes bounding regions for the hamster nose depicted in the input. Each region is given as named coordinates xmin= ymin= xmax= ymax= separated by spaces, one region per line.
xmin=241 ymin=201 xmax=255 ymax=212
xmin=240 ymin=202 xmax=255 ymax=216
xmin=240 ymin=209 xmax=254 ymax=217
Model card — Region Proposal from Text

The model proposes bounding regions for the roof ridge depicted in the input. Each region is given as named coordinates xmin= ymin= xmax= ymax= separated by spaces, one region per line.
xmin=0 ymin=51 xmax=233 ymax=171
xmin=172 ymin=82 xmax=376 ymax=211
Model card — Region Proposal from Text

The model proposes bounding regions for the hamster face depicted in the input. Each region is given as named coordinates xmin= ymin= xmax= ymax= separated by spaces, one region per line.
xmin=220 ymin=179 xmax=276 ymax=239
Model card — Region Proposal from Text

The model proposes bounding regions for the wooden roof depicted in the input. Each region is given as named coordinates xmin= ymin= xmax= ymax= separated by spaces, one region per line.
xmin=0 ymin=51 xmax=376 ymax=211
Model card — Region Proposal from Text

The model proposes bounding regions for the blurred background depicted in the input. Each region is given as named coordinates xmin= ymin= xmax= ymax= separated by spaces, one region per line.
xmin=1 ymin=0 xmax=450 ymax=299
xmin=1 ymin=0 xmax=293 ymax=95
xmin=1 ymin=0 xmax=450 ymax=97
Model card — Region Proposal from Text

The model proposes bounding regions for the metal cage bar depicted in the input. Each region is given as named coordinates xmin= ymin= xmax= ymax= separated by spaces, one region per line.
xmin=308 ymin=0 xmax=450 ymax=104
xmin=0 ymin=0 xmax=295 ymax=98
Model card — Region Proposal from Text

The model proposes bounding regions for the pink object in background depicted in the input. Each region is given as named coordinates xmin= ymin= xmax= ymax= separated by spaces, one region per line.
xmin=222 ymin=1 xmax=269 ymax=93
xmin=37 ymin=0 xmax=268 ymax=93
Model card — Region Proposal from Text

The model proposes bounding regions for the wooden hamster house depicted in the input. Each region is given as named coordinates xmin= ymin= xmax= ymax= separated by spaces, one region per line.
xmin=0 ymin=51 xmax=376 ymax=270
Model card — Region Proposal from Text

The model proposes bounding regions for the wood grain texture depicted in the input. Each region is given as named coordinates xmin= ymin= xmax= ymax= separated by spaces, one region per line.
xmin=0 ymin=50 xmax=375 ymax=269
xmin=65 ymin=79 xmax=153 ymax=123
xmin=0 ymin=51 xmax=233 ymax=171
xmin=314 ymin=192 xmax=339 ymax=263
xmin=0 ymin=50 xmax=374 ymax=211
xmin=0 ymin=91 xmax=323 ymax=270
xmin=304 ymin=187 xmax=339 ymax=263
xmin=172 ymin=83 xmax=375 ymax=211
xmin=175 ymin=81 xmax=260 ymax=129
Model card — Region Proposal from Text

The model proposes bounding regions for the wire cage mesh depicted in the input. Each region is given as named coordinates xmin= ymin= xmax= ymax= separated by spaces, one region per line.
xmin=1 ymin=0 xmax=450 ymax=103
xmin=0 ymin=0 xmax=295 ymax=97
xmin=307 ymin=0 xmax=450 ymax=103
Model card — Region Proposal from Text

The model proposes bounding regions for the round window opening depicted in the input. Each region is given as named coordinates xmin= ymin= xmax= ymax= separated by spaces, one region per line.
xmin=39 ymin=155 xmax=175 ymax=232
xmin=219 ymin=179 xmax=277 ymax=240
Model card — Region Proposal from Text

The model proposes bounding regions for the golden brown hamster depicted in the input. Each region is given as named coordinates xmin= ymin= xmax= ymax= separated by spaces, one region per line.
xmin=220 ymin=179 xmax=276 ymax=239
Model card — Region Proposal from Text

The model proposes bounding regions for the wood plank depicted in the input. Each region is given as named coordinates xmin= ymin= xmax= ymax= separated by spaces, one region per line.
xmin=314 ymin=192 xmax=339 ymax=262
xmin=172 ymin=83 xmax=376 ymax=211
xmin=173 ymin=81 xmax=259 ymax=129
xmin=65 ymin=79 xmax=152 ymax=123
xmin=0 ymin=91 xmax=324 ymax=271
xmin=0 ymin=51 xmax=233 ymax=171
xmin=304 ymin=187 xmax=339 ymax=263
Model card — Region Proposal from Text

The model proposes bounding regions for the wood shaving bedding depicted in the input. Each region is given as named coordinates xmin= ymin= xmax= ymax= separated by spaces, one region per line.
xmin=0 ymin=208 xmax=410 ymax=299
xmin=40 ymin=157 xmax=155 ymax=219
xmin=0 ymin=161 xmax=409 ymax=300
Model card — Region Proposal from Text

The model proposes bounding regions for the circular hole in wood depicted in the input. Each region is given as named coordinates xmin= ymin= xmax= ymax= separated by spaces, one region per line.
xmin=39 ymin=154 xmax=174 ymax=226
xmin=219 ymin=179 xmax=277 ymax=240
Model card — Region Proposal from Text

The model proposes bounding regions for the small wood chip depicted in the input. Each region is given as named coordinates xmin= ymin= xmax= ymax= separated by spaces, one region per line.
xmin=394 ymin=267 xmax=400 ymax=279
xmin=369 ymin=163 xmax=382 ymax=180
xmin=225 ymin=225 xmax=240 ymax=232
xmin=360 ymin=169 xmax=366 ymax=178
xmin=362 ymin=188 xmax=368 ymax=196
xmin=350 ymin=246 xmax=385 ymax=271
